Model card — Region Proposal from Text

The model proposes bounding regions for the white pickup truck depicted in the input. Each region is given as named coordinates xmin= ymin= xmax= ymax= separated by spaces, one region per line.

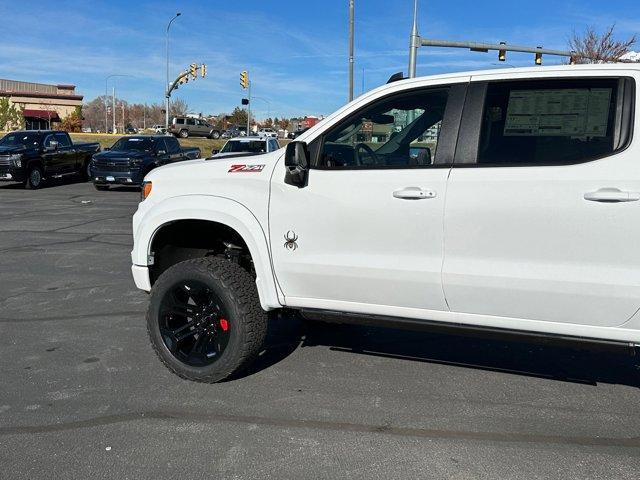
xmin=132 ymin=64 xmax=640 ymax=382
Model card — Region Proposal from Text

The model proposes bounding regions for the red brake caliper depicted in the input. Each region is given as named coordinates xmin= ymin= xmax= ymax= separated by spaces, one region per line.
xmin=219 ymin=318 xmax=229 ymax=332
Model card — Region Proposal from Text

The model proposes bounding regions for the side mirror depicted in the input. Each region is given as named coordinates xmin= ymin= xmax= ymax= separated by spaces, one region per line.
xmin=45 ymin=140 xmax=59 ymax=151
xmin=284 ymin=141 xmax=309 ymax=188
xmin=211 ymin=149 xmax=220 ymax=155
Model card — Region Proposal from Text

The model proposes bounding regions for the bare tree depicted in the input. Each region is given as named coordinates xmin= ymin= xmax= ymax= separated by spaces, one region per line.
xmin=569 ymin=24 xmax=636 ymax=63
xmin=169 ymin=98 xmax=189 ymax=117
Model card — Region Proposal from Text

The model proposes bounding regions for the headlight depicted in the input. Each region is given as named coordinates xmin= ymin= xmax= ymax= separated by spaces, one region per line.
xmin=141 ymin=181 xmax=152 ymax=201
xmin=8 ymin=154 xmax=22 ymax=167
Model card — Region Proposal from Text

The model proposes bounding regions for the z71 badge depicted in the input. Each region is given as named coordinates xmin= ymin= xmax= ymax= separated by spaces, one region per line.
xmin=228 ymin=164 xmax=265 ymax=173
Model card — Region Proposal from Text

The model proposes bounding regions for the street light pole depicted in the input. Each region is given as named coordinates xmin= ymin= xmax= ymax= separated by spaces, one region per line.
xmin=408 ymin=0 xmax=419 ymax=78
xmin=348 ymin=0 xmax=355 ymax=101
xmin=105 ymin=74 xmax=132 ymax=133
xmin=165 ymin=12 xmax=182 ymax=132
xmin=112 ymin=86 xmax=116 ymax=134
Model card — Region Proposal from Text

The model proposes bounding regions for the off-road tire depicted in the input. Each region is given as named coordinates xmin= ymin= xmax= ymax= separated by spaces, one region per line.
xmin=179 ymin=129 xmax=189 ymax=138
xmin=146 ymin=257 xmax=267 ymax=383
xmin=25 ymin=166 xmax=44 ymax=189
xmin=210 ymin=131 xmax=220 ymax=139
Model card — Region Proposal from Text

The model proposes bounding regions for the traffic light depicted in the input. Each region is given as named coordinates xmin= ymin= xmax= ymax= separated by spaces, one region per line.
xmin=240 ymin=70 xmax=249 ymax=89
xmin=498 ymin=42 xmax=506 ymax=62
xmin=190 ymin=63 xmax=198 ymax=79
xmin=201 ymin=64 xmax=207 ymax=78
xmin=241 ymin=98 xmax=249 ymax=105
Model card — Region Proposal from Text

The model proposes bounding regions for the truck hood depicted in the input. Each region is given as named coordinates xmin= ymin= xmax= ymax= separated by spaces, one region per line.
xmin=0 ymin=145 xmax=30 ymax=155
xmin=143 ymin=150 xmax=281 ymax=207
xmin=93 ymin=150 xmax=149 ymax=161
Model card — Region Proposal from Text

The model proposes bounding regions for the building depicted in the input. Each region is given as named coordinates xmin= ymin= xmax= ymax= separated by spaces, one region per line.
xmin=0 ymin=79 xmax=83 ymax=130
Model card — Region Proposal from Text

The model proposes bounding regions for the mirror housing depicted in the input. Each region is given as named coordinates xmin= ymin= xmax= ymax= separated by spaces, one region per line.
xmin=45 ymin=140 xmax=59 ymax=152
xmin=284 ymin=141 xmax=309 ymax=188
xmin=211 ymin=149 xmax=220 ymax=155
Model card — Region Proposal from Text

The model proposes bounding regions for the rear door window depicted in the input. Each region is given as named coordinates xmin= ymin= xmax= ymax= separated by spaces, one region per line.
xmin=476 ymin=78 xmax=632 ymax=166
xmin=165 ymin=137 xmax=181 ymax=154
xmin=186 ymin=118 xmax=196 ymax=126
xmin=55 ymin=133 xmax=71 ymax=147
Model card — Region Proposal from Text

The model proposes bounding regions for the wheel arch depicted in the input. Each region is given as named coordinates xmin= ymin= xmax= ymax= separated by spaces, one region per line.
xmin=133 ymin=195 xmax=282 ymax=310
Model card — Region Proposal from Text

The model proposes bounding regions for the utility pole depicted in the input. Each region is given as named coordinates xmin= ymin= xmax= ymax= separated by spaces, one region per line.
xmin=246 ymin=80 xmax=251 ymax=135
xmin=165 ymin=13 xmax=182 ymax=132
xmin=348 ymin=0 xmax=355 ymax=101
xmin=122 ymin=102 xmax=125 ymax=133
xmin=408 ymin=0 xmax=419 ymax=78
xmin=112 ymin=87 xmax=116 ymax=134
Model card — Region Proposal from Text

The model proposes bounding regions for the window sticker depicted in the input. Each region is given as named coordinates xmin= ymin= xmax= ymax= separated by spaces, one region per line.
xmin=504 ymin=88 xmax=611 ymax=137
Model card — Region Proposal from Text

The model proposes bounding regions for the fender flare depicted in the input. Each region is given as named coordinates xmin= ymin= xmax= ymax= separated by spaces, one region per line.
xmin=133 ymin=194 xmax=282 ymax=310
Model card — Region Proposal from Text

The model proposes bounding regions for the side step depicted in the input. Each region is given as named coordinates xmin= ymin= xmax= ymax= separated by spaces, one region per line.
xmin=299 ymin=309 xmax=638 ymax=355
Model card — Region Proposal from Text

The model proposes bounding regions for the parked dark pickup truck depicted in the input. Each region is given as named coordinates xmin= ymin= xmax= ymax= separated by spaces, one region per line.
xmin=90 ymin=135 xmax=200 ymax=190
xmin=0 ymin=130 xmax=101 ymax=189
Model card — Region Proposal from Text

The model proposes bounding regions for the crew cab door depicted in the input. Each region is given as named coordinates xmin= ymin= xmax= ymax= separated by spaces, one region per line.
xmin=443 ymin=75 xmax=640 ymax=328
xmin=163 ymin=137 xmax=184 ymax=163
xmin=42 ymin=133 xmax=73 ymax=175
xmin=269 ymin=82 xmax=467 ymax=316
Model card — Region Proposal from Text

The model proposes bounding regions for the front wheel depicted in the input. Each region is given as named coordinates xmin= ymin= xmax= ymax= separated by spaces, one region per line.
xmin=146 ymin=257 xmax=267 ymax=383
xmin=179 ymin=129 xmax=189 ymax=138
xmin=210 ymin=131 xmax=220 ymax=139
xmin=25 ymin=166 xmax=44 ymax=189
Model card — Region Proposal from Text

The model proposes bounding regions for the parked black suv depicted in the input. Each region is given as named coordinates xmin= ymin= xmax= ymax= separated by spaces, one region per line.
xmin=90 ymin=135 xmax=200 ymax=190
xmin=0 ymin=130 xmax=100 ymax=189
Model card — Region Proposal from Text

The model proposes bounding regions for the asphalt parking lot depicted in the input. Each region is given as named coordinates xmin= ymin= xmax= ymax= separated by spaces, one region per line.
xmin=1 ymin=179 xmax=640 ymax=479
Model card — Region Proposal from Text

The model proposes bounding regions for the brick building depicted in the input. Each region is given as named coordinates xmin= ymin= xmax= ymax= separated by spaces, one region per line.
xmin=0 ymin=79 xmax=83 ymax=130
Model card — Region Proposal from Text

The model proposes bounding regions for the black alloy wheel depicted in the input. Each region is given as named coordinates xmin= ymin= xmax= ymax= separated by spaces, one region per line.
xmin=25 ymin=166 xmax=43 ymax=189
xmin=158 ymin=280 xmax=231 ymax=367
xmin=146 ymin=257 xmax=267 ymax=382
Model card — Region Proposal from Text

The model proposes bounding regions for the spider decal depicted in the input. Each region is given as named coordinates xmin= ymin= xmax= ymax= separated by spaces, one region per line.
xmin=284 ymin=230 xmax=299 ymax=251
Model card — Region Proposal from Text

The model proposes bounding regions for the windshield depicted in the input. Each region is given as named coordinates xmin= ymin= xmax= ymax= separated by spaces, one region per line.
xmin=0 ymin=132 xmax=40 ymax=148
xmin=111 ymin=137 xmax=156 ymax=152
xmin=220 ymin=140 xmax=266 ymax=154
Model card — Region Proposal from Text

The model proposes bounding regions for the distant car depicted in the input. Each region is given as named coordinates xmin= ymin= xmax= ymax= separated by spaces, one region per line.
xmin=152 ymin=125 xmax=166 ymax=134
xmin=90 ymin=135 xmax=200 ymax=190
xmin=222 ymin=126 xmax=246 ymax=138
xmin=257 ymin=128 xmax=277 ymax=138
xmin=289 ymin=128 xmax=310 ymax=139
xmin=169 ymin=116 xmax=221 ymax=139
xmin=211 ymin=136 xmax=280 ymax=158
xmin=125 ymin=126 xmax=138 ymax=134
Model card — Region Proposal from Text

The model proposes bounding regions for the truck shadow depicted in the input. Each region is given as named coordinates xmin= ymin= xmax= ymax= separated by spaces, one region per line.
xmin=241 ymin=314 xmax=640 ymax=388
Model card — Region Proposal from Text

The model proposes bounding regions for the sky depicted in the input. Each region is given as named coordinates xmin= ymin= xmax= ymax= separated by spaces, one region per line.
xmin=0 ymin=0 xmax=638 ymax=119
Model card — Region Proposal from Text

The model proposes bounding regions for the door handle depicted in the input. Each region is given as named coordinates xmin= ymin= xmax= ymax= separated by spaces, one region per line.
xmin=584 ymin=188 xmax=640 ymax=203
xmin=393 ymin=187 xmax=436 ymax=200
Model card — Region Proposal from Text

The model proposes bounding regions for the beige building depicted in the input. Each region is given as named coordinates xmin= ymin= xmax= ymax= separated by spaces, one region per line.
xmin=0 ymin=79 xmax=83 ymax=130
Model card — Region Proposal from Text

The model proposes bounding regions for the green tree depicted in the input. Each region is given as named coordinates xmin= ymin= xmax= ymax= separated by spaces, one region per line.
xmin=0 ymin=98 xmax=24 ymax=131
xmin=228 ymin=106 xmax=248 ymax=126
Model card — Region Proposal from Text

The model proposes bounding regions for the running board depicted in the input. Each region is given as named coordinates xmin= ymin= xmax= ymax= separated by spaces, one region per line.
xmin=299 ymin=309 xmax=637 ymax=355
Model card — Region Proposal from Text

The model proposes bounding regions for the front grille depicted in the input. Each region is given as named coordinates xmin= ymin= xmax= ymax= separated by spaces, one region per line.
xmin=0 ymin=156 xmax=11 ymax=166
xmin=93 ymin=160 xmax=131 ymax=173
